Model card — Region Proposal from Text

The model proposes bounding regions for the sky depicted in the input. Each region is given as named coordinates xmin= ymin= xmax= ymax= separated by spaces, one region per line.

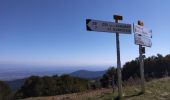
xmin=0 ymin=0 xmax=170 ymax=70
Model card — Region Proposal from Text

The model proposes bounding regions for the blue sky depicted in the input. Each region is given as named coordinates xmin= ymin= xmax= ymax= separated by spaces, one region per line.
xmin=0 ymin=0 xmax=170 ymax=69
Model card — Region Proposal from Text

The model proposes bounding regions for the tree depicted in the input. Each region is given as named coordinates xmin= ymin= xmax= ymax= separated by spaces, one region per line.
xmin=100 ymin=67 xmax=116 ymax=88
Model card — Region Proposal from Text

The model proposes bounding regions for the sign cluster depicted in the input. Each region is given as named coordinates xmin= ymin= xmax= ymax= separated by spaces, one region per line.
xmin=86 ymin=16 xmax=153 ymax=97
xmin=133 ymin=24 xmax=152 ymax=47
xmin=86 ymin=19 xmax=153 ymax=47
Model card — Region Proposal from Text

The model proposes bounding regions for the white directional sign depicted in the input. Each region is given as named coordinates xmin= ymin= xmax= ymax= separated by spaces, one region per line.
xmin=133 ymin=24 xmax=152 ymax=38
xmin=86 ymin=19 xmax=131 ymax=34
xmin=134 ymin=33 xmax=152 ymax=47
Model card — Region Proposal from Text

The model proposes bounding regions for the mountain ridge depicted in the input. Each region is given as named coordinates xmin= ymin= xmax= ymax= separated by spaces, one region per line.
xmin=70 ymin=70 xmax=106 ymax=79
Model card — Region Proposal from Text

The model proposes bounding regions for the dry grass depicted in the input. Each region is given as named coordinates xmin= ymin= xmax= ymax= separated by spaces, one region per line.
xmin=22 ymin=88 xmax=112 ymax=100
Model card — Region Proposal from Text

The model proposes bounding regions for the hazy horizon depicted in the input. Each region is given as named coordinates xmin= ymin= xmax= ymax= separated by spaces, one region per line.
xmin=0 ymin=63 xmax=111 ymax=81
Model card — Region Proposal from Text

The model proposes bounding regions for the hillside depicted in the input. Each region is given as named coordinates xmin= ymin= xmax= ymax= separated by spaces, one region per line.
xmin=22 ymin=77 xmax=170 ymax=100
xmin=5 ymin=79 xmax=25 ymax=91
xmin=0 ymin=81 xmax=13 ymax=100
xmin=70 ymin=70 xmax=106 ymax=79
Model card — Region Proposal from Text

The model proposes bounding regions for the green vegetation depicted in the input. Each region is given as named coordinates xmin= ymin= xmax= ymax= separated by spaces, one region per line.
xmin=15 ymin=75 xmax=89 ymax=99
xmin=100 ymin=54 xmax=170 ymax=88
xmin=0 ymin=81 xmax=13 ymax=100
xmin=122 ymin=54 xmax=170 ymax=81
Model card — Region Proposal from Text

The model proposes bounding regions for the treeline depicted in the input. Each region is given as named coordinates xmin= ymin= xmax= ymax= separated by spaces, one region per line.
xmin=1 ymin=75 xmax=97 ymax=100
xmin=100 ymin=54 xmax=170 ymax=88
xmin=122 ymin=54 xmax=170 ymax=80
xmin=15 ymin=75 xmax=88 ymax=99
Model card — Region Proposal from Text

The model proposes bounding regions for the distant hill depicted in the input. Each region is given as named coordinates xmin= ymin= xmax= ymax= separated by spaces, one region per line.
xmin=70 ymin=70 xmax=106 ymax=79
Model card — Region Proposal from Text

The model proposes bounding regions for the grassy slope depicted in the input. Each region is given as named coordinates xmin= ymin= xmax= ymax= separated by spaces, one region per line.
xmin=94 ymin=77 xmax=170 ymax=100
xmin=22 ymin=77 xmax=170 ymax=100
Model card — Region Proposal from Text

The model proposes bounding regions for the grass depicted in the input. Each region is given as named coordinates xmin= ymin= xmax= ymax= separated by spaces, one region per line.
xmin=92 ymin=77 xmax=170 ymax=100
xmin=22 ymin=77 xmax=170 ymax=100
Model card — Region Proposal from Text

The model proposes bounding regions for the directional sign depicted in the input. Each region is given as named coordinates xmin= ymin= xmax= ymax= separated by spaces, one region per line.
xmin=133 ymin=24 xmax=152 ymax=38
xmin=134 ymin=33 xmax=152 ymax=47
xmin=86 ymin=19 xmax=131 ymax=34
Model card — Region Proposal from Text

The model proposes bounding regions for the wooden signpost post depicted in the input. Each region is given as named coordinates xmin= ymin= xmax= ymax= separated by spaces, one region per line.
xmin=86 ymin=15 xmax=132 ymax=98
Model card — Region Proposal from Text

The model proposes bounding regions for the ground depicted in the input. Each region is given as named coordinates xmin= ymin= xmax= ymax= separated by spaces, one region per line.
xmin=22 ymin=77 xmax=170 ymax=100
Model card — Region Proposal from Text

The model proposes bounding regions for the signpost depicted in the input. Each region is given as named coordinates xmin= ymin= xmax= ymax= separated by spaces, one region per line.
xmin=86 ymin=19 xmax=131 ymax=34
xmin=133 ymin=24 xmax=152 ymax=38
xmin=134 ymin=20 xmax=152 ymax=93
xmin=114 ymin=15 xmax=123 ymax=98
xmin=86 ymin=15 xmax=132 ymax=98
xmin=134 ymin=33 xmax=152 ymax=47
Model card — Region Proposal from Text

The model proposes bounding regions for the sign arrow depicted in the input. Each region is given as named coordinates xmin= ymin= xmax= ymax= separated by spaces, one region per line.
xmin=86 ymin=19 xmax=92 ymax=31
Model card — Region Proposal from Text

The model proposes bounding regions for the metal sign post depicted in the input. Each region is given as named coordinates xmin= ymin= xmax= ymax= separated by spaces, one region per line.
xmin=114 ymin=15 xmax=123 ymax=98
xmin=139 ymin=45 xmax=145 ymax=93
xmin=138 ymin=20 xmax=145 ymax=93
xmin=134 ymin=20 xmax=152 ymax=93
